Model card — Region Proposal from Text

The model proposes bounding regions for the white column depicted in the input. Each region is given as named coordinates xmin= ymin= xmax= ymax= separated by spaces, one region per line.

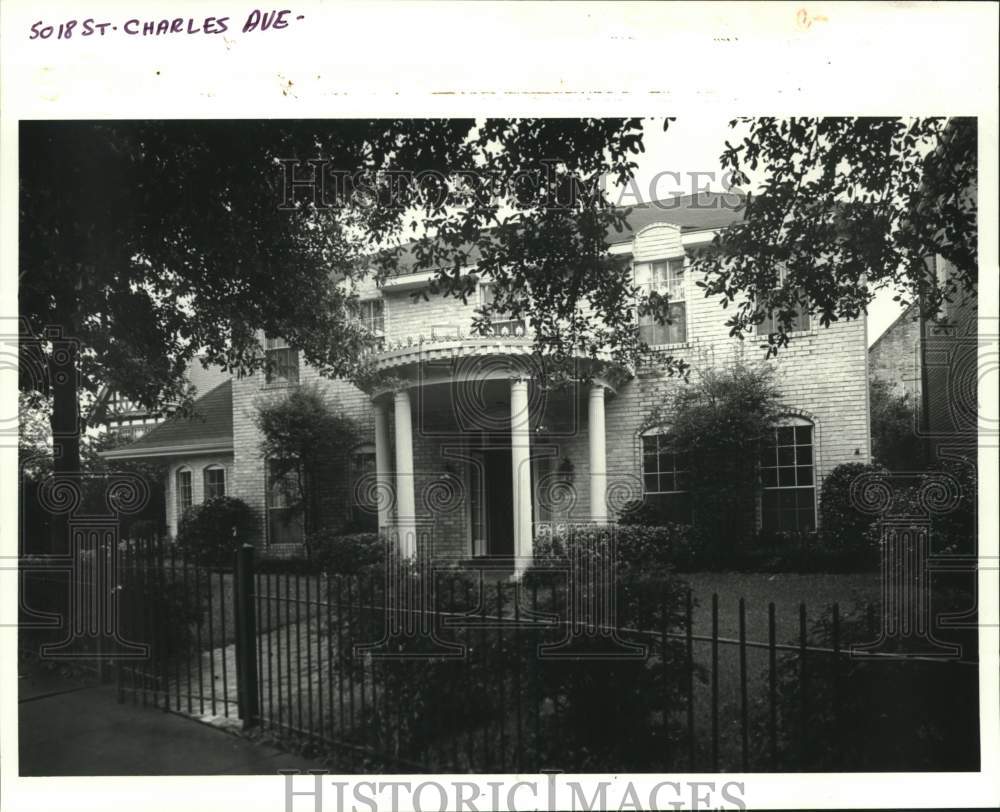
xmin=588 ymin=383 xmax=608 ymax=524
xmin=393 ymin=389 xmax=417 ymax=558
xmin=510 ymin=378 xmax=533 ymax=565
xmin=372 ymin=399 xmax=391 ymax=533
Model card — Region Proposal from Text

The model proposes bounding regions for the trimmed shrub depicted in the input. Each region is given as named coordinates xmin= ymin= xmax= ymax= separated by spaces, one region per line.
xmin=533 ymin=523 xmax=701 ymax=576
xmin=753 ymin=601 xmax=978 ymax=770
xmin=820 ymin=462 xmax=886 ymax=547
xmin=176 ymin=496 xmax=255 ymax=566
xmin=308 ymin=530 xmax=385 ymax=574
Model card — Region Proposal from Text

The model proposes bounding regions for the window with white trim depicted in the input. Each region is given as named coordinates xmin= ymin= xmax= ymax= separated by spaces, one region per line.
xmin=759 ymin=266 xmax=811 ymax=334
xmin=266 ymin=459 xmax=305 ymax=545
xmin=176 ymin=467 xmax=193 ymax=515
xmin=636 ymin=258 xmax=686 ymax=345
xmin=264 ymin=335 xmax=299 ymax=385
xmin=203 ymin=465 xmax=226 ymax=500
xmin=480 ymin=282 xmax=526 ymax=337
xmin=760 ymin=418 xmax=816 ymax=532
xmin=641 ymin=432 xmax=691 ymax=523
xmin=359 ymin=299 xmax=385 ymax=337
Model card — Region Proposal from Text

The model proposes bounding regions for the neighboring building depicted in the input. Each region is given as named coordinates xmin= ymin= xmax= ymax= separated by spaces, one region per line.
xmin=868 ymin=303 xmax=922 ymax=404
xmin=92 ymin=360 xmax=229 ymax=443
xmin=868 ymin=259 xmax=978 ymax=468
xmin=919 ymin=254 xmax=978 ymax=465
xmin=103 ymin=193 xmax=872 ymax=561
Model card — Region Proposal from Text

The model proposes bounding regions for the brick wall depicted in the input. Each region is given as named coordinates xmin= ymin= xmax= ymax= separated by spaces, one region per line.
xmin=869 ymin=304 xmax=922 ymax=402
xmin=229 ymin=222 xmax=871 ymax=553
xmin=230 ymin=355 xmax=375 ymax=551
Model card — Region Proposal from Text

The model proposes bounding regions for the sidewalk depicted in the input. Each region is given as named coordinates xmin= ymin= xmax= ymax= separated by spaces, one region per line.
xmin=18 ymin=664 xmax=326 ymax=776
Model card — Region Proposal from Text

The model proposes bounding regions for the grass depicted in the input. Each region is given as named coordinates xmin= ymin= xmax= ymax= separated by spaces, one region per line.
xmin=682 ymin=571 xmax=881 ymax=645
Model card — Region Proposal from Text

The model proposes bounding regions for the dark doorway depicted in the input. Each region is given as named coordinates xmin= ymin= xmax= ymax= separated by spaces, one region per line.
xmin=469 ymin=439 xmax=514 ymax=558
xmin=482 ymin=449 xmax=514 ymax=556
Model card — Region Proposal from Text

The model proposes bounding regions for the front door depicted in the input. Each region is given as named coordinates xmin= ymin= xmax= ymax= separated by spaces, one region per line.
xmin=469 ymin=445 xmax=514 ymax=557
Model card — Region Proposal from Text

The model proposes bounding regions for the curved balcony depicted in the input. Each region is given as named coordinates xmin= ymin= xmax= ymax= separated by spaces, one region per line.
xmin=355 ymin=328 xmax=633 ymax=397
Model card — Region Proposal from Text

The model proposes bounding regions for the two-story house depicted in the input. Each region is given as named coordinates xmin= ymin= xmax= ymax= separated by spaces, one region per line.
xmin=103 ymin=192 xmax=872 ymax=562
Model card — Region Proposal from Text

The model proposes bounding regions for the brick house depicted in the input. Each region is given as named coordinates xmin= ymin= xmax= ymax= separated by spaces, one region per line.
xmin=868 ymin=304 xmax=923 ymax=404
xmin=104 ymin=193 xmax=872 ymax=562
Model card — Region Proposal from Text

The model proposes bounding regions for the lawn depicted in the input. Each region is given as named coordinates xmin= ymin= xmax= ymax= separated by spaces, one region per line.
xmin=682 ymin=571 xmax=881 ymax=645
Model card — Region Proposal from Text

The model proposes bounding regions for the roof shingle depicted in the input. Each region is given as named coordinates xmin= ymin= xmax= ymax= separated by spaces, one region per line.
xmin=101 ymin=380 xmax=233 ymax=459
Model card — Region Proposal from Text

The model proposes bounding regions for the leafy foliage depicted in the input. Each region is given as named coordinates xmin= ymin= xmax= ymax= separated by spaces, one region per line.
xmin=658 ymin=362 xmax=785 ymax=552
xmin=308 ymin=530 xmax=385 ymax=574
xmin=869 ymin=377 xmax=927 ymax=470
xmin=254 ymin=384 xmax=358 ymax=536
xmin=327 ymin=556 xmax=694 ymax=772
xmin=753 ymin=603 xmax=979 ymax=770
xmin=819 ymin=462 xmax=886 ymax=548
xmin=692 ymin=117 xmax=977 ymax=354
xmin=176 ymin=496 xmax=255 ymax=566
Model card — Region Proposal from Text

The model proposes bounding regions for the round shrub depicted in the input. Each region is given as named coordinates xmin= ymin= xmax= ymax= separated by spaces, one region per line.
xmin=820 ymin=462 xmax=887 ymax=546
xmin=176 ymin=496 xmax=255 ymax=566
xmin=308 ymin=529 xmax=385 ymax=574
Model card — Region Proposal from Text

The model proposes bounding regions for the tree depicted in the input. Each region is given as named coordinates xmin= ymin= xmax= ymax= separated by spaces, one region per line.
xmin=691 ymin=117 xmax=977 ymax=353
xmin=655 ymin=361 xmax=785 ymax=553
xmin=253 ymin=384 xmax=357 ymax=538
xmin=20 ymin=119 xmax=661 ymax=549
xmin=868 ymin=377 xmax=926 ymax=471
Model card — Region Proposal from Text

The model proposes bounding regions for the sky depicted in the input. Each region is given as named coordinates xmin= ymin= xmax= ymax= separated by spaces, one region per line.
xmin=623 ymin=117 xmax=906 ymax=346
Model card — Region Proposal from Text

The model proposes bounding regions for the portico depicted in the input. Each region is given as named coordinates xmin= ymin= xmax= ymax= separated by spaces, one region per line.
xmin=360 ymin=336 xmax=628 ymax=566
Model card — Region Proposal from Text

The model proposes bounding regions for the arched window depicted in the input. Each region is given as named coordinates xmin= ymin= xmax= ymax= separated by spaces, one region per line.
xmin=203 ymin=464 xmax=227 ymax=500
xmin=760 ymin=416 xmax=816 ymax=531
xmin=266 ymin=459 xmax=304 ymax=545
xmin=640 ymin=428 xmax=691 ymax=523
xmin=350 ymin=444 xmax=378 ymax=530
xmin=176 ymin=467 xmax=193 ymax=515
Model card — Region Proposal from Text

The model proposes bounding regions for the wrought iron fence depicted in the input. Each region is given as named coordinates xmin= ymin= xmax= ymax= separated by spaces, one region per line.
xmin=18 ymin=540 xmax=980 ymax=773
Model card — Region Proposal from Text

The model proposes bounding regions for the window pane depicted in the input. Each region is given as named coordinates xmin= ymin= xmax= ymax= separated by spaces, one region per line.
xmin=666 ymin=302 xmax=687 ymax=343
xmin=204 ymin=468 xmax=225 ymax=499
xmin=761 ymin=467 xmax=777 ymax=487
xmin=777 ymin=446 xmax=795 ymax=466
xmin=266 ymin=346 xmax=299 ymax=384
xmin=644 ymin=473 xmax=659 ymax=492
xmin=777 ymin=426 xmax=795 ymax=445
xmin=797 ymin=466 xmax=813 ymax=486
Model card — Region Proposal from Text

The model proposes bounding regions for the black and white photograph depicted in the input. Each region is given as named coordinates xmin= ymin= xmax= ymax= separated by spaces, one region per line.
xmin=2 ymin=3 xmax=997 ymax=811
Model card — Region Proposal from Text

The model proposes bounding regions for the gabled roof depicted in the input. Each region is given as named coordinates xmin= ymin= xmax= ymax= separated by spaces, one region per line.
xmin=100 ymin=380 xmax=233 ymax=460
xmin=382 ymin=190 xmax=747 ymax=275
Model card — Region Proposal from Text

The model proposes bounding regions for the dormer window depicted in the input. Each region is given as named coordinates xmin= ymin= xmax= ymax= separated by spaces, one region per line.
xmin=636 ymin=257 xmax=687 ymax=345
